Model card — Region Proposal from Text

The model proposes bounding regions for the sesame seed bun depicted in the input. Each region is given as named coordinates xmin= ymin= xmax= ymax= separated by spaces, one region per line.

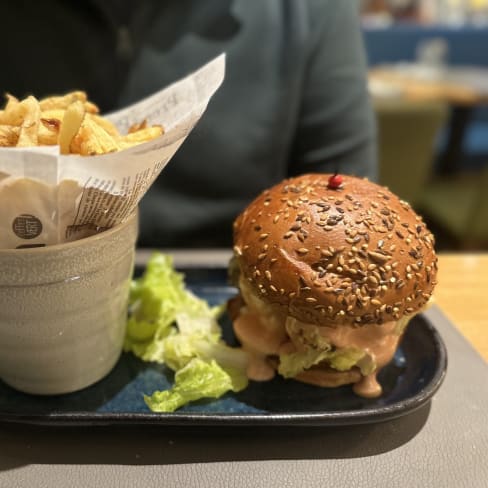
xmin=233 ymin=174 xmax=437 ymax=327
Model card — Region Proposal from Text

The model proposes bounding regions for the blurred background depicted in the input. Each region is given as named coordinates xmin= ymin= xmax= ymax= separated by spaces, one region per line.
xmin=360 ymin=0 xmax=488 ymax=250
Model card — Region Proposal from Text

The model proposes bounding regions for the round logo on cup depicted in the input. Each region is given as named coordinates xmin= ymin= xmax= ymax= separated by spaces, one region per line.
xmin=12 ymin=214 xmax=43 ymax=240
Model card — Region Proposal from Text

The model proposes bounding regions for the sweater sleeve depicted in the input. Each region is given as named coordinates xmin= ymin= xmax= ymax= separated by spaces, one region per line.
xmin=289 ymin=0 xmax=377 ymax=180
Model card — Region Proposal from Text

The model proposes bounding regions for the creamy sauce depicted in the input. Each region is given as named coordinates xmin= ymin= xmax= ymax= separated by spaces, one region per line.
xmin=234 ymin=276 xmax=405 ymax=394
xmin=287 ymin=318 xmax=402 ymax=397
xmin=353 ymin=374 xmax=382 ymax=398
xmin=233 ymin=309 xmax=287 ymax=356
xmin=233 ymin=309 xmax=284 ymax=381
xmin=245 ymin=350 xmax=276 ymax=381
xmin=295 ymin=319 xmax=401 ymax=371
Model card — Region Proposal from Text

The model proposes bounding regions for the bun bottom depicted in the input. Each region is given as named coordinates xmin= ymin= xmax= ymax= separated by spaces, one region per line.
xmin=293 ymin=365 xmax=362 ymax=388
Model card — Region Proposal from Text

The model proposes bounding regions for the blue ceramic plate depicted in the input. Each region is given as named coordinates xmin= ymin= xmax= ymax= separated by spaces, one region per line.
xmin=0 ymin=268 xmax=447 ymax=426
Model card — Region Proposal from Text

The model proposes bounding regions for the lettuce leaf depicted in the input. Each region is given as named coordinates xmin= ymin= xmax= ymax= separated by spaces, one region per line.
xmin=125 ymin=252 xmax=248 ymax=413
xmin=163 ymin=317 xmax=248 ymax=373
xmin=124 ymin=253 xmax=221 ymax=360
xmin=278 ymin=347 xmax=375 ymax=378
xmin=144 ymin=358 xmax=246 ymax=413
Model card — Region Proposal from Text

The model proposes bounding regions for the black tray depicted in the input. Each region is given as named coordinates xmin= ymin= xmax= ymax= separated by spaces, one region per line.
xmin=0 ymin=267 xmax=447 ymax=426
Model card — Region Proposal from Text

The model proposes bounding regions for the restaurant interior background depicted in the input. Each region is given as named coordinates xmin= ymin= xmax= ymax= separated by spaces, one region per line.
xmin=360 ymin=0 xmax=488 ymax=250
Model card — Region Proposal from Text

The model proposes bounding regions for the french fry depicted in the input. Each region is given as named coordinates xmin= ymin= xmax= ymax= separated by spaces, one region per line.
xmin=0 ymin=94 xmax=25 ymax=125
xmin=40 ymin=91 xmax=99 ymax=114
xmin=58 ymin=101 xmax=85 ymax=154
xmin=118 ymin=126 xmax=164 ymax=149
xmin=2 ymin=91 xmax=162 ymax=154
xmin=16 ymin=96 xmax=41 ymax=147
xmin=0 ymin=124 xmax=19 ymax=146
xmin=128 ymin=119 xmax=147 ymax=133
xmin=84 ymin=101 xmax=100 ymax=114
xmin=39 ymin=91 xmax=86 ymax=110
xmin=69 ymin=131 xmax=83 ymax=154
xmin=78 ymin=117 xmax=120 ymax=155
xmin=88 ymin=113 xmax=119 ymax=137
xmin=38 ymin=118 xmax=61 ymax=145
xmin=40 ymin=109 xmax=65 ymax=122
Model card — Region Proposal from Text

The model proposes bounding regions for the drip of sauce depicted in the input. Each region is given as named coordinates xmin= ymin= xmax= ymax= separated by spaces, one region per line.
xmin=353 ymin=373 xmax=382 ymax=398
xmin=245 ymin=351 xmax=276 ymax=381
xmin=233 ymin=309 xmax=285 ymax=381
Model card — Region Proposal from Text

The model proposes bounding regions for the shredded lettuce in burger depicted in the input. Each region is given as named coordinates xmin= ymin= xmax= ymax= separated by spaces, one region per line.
xmin=280 ymin=317 xmax=377 ymax=378
xmin=278 ymin=347 xmax=375 ymax=378
xmin=125 ymin=253 xmax=248 ymax=412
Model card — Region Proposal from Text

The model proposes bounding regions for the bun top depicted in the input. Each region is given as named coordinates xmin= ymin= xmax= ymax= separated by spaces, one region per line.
xmin=233 ymin=174 xmax=438 ymax=327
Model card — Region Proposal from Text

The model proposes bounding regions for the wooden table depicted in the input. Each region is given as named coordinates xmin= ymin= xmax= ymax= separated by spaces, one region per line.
xmin=369 ymin=64 xmax=488 ymax=105
xmin=436 ymin=253 xmax=488 ymax=362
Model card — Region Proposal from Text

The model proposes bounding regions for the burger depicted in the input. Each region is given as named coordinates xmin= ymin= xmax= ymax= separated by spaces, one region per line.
xmin=229 ymin=173 xmax=437 ymax=398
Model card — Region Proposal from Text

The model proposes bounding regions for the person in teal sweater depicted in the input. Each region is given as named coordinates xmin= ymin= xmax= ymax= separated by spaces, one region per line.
xmin=1 ymin=0 xmax=376 ymax=247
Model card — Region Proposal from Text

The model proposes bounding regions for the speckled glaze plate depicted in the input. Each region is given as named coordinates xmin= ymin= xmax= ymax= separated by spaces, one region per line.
xmin=0 ymin=268 xmax=447 ymax=426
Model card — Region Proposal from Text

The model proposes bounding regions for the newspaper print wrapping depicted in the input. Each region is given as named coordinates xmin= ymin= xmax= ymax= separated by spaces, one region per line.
xmin=0 ymin=54 xmax=225 ymax=249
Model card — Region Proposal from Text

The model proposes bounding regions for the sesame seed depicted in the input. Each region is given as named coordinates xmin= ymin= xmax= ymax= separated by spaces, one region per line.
xmin=368 ymin=276 xmax=379 ymax=285
xmin=265 ymin=271 xmax=272 ymax=280
xmin=367 ymin=251 xmax=390 ymax=264
xmin=269 ymin=285 xmax=278 ymax=292
xmin=296 ymin=248 xmax=309 ymax=255
xmin=258 ymin=253 xmax=267 ymax=261
xmin=306 ymin=297 xmax=317 ymax=303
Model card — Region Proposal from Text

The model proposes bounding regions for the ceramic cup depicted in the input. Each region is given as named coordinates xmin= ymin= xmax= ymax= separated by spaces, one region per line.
xmin=0 ymin=213 xmax=138 ymax=395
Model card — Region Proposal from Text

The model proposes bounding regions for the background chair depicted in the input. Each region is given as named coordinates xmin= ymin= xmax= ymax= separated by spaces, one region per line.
xmin=374 ymin=97 xmax=448 ymax=206
xmin=418 ymin=168 xmax=488 ymax=249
